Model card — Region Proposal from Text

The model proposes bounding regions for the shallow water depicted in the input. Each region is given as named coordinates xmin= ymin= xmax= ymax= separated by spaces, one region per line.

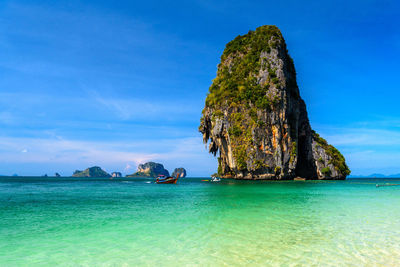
xmin=0 ymin=177 xmax=399 ymax=266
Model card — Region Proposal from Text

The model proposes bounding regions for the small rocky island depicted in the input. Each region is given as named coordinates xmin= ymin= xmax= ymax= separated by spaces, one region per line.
xmin=126 ymin=162 xmax=170 ymax=178
xmin=172 ymin=168 xmax=187 ymax=178
xmin=199 ymin=25 xmax=350 ymax=180
xmin=111 ymin=172 xmax=122 ymax=178
xmin=126 ymin=162 xmax=187 ymax=178
xmin=72 ymin=166 xmax=111 ymax=177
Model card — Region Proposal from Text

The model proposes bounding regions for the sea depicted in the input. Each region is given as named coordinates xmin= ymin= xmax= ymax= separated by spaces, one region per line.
xmin=0 ymin=176 xmax=399 ymax=266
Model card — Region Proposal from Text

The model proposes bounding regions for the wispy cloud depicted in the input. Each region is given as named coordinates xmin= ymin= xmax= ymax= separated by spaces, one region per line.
xmin=0 ymin=90 xmax=202 ymax=132
xmin=0 ymin=136 xmax=158 ymax=164
xmin=90 ymin=90 xmax=201 ymax=121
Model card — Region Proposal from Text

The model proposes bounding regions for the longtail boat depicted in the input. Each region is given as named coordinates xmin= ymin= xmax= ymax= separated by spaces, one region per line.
xmin=156 ymin=175 xmax=178 ymax=184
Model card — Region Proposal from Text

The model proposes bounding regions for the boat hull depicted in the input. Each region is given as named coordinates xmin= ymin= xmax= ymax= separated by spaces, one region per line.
xmin=156 ymin=177 xmax=178 ymax=184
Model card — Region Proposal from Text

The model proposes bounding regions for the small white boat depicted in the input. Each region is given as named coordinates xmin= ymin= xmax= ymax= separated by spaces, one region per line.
xmin=211 ymin=175 xmax=221 ymax=182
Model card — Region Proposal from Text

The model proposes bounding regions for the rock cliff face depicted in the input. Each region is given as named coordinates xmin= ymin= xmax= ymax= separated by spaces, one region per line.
xmin=126 ymin=162 xmax=170 ymax=178
xmin=72 ymin=166 xmax=111 ymax=177
xmin=172 ymin=168 xmax=187 ymax=178
xmin=199 ymin=25 xmax=350 ymax=180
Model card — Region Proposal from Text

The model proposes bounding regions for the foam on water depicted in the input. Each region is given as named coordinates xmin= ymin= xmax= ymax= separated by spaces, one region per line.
xmin=0 ymin=177 xmax=399 ymax=266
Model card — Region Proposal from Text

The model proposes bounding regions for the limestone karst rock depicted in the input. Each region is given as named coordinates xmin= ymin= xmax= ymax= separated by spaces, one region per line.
xmin=199 ymin=25 xmax=350 ymax=180
xmin=172 ymin=168 xmax=187 ymax=178
xmin=126 ymin=162 xmax=170 ymax=178
xmin=72 ymin=166 xmax=111 ymax=177
xmin=111 ymin=172 xmax=122 ymax=178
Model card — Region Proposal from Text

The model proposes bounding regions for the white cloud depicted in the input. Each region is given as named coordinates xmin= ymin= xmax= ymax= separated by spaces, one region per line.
xmin=0 ymin=136 xmax=159 ymax=164
xmin=124 ymin=163 xmax=133 ymax=171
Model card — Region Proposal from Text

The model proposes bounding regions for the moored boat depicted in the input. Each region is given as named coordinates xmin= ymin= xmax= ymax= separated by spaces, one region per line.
xmin=156 ymin=175 xmax=178 ymax=184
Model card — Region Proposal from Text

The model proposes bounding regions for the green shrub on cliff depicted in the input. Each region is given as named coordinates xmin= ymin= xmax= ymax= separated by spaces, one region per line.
xmin=321 ymin=167 xmax=331 ymax=175
xmin=289 ymin=141 xmax=297 ymax=164
xmin=255 ymin=97 xmax=271 ymax=109
xmin=234 ymin=146 xmax=248 ymax=170
xmin=249 ymin=108 xmax=258 ymax=121
xmin=228 ymin=125 xmax=242 ymax=137
xmin=212 ymin=109 xmax=224 ymax=120
xmin=268 ymin=67 xmax=277 ymax=78
xmin=271 ymin=77 xmax=280 ymax=84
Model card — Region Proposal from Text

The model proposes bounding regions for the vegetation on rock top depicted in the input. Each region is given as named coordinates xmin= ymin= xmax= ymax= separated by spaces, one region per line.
xmin=204 ymin=25 xmax=290 ymax=110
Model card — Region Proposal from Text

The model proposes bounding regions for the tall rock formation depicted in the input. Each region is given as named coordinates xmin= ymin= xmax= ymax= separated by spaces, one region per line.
xmin=199 ymin=25 xmax=350 ymax=180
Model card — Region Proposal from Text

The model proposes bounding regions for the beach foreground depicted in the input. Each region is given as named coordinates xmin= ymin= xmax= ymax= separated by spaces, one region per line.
xmin=0 ymin=177 xmax=399 ymax=266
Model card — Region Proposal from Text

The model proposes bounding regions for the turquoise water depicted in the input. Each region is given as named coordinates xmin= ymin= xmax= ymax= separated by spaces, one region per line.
xmin=1 ymin=177 xmax=400 ymax=266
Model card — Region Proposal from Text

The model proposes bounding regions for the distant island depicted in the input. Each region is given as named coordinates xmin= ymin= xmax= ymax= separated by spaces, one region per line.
xmin=126 ymin=162 xmax=169 ymax=177
xmin=111 ymin=172 xmax=122 ymax=178
xmin=172 ymin=168 xmax=187 ymax=178
xmin=72 ymin=166 xmax=111 ymax=177
xmin=49 ymin=163 xmax=189 ymax=178
xmin=126 ymin=162 xmax=187 ymax=178
xmin=199 ymin=25 xmax=350 ymax=180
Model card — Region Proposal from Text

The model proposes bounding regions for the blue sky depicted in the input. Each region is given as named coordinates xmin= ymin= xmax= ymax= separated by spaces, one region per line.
xmin=0 ymin=0 xmax=399 ymax=176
